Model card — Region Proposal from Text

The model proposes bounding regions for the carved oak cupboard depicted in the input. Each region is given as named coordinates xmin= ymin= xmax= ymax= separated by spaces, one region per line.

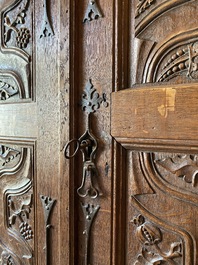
xmin=0 ymin=0 xmax=198 ymax=264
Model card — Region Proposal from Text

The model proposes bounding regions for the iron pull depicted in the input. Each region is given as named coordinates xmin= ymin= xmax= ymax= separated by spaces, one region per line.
xmin=64 ymin=79 xmax=106 ymax=199
xmin=77 ymin=161 xmax=98 ymax=199
xmin=64 ymin=129 xmax=99 ymax=199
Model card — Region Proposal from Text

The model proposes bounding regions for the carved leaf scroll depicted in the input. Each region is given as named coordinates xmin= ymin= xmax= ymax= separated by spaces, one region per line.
xmin=1 ymin=251 xmax=15 ymax=265
xmin=0 ymin=81 xmax=18 ymax=101
xmin=132 ymin=215 xmax=182 ymax=264
xmin=135 ymin=0 xmax=155 ymax=18
xmin=155 ymin=154 xmax=198 ymax=187
xmin=0 ymin=145 xmax=20 ymax=168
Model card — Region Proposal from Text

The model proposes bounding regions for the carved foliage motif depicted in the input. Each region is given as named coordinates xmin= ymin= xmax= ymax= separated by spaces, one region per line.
xmin=158 ymin=42 xmax=198 ymax=82
xmin=0 ymin=80 xmax=18 ymax=101
xmin=0 ymin=145 xmax=20 ymax=168
xmin=7 ymin=192 xmax=33 ymax=241
xmin=1 ymin=251 xmax=15 ymax=265
xmin=4 ymin=0 xmax=31 ymax=50
xmin=154 ymin=154 xmax=198 ymax=187
xmin=135 ymin=0 xmax=155 ymax=18
xmin=132 ymin=215 xmax=182 ymax=264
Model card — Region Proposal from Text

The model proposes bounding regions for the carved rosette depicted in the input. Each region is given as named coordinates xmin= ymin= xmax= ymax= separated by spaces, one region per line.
xmin=132 ymin=214 xmax=182 ymax=264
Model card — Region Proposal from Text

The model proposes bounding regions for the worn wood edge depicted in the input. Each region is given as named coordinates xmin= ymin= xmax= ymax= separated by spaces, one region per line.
xmin=113 ymin=0 xmax=130 ymax=91
xmin=68 ymin=0 xmax=78 ymax=264
xmin=113 ymin=137 xmax=198 ymax=153
xmin=111 ymin=139 xmax=127 ymax=265
xmin=58 ymin=0 xmax=73 ymax=264
xmin=111 ymin=0 xmax=130 ymax=264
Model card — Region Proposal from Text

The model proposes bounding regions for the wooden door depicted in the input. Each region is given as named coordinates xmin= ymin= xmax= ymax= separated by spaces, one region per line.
xmin=1 ymin=0 xmax=197 ymax=265
xmin=111 ymin=1 xmax=198 ymax=264
xmin=0 ymin=0 xmax=70 ymax=264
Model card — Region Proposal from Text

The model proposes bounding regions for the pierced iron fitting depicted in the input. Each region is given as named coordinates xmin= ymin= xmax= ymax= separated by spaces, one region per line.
xmin=40 ymin=0 xmax=54 ymax=38
xmin=83 ymin=0 xmax=103 ymax=23
xmin=64 ymin=79 xmax=104 ymax=199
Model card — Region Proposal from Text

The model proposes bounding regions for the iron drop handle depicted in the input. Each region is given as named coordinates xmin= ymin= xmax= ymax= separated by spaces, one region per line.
xmin=64 ymin=129 xmax=99 ymax=199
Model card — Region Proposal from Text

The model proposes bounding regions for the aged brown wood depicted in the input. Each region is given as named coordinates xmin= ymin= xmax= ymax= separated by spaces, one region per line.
xmin=1 ymin=0 xmax=198 ymax=264
xmin=111 ymin=83 xmax=198 ymax=144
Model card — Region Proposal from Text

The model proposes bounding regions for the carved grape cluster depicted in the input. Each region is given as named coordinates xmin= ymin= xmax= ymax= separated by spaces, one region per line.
xmin=19 ymin=221 xmax=33 ymax=240
xmin=16 ymin=28 xmax=31 ymax=49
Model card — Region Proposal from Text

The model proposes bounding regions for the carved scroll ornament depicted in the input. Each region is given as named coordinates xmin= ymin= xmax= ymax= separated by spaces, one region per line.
xmin=154 ymin=154 xmax=198 ymax=187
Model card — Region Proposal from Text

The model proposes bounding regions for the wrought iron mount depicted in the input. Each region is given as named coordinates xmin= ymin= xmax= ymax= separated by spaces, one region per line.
xmin=64 ymin=79 xmax=106 ymax=199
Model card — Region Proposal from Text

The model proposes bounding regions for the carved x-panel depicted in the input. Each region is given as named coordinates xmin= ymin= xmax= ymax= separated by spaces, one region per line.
xmin=0 ymin=143 xmax=34 ymax=265
xmin=0 ymin=0 xmax=34 ymax=102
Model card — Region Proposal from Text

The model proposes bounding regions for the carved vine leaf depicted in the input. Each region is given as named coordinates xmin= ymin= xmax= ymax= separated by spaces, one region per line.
xmin=131 ymin=215 xmax=182 ymax=264
xmin=0 ymin=145 xmax=20 ymax=167
xmin=158 ymin=42 xmax=198 ymax=82
xmin=81 ymin=79 xmax=103 ymax=114
xmin=155 ymin=154 xmax=198 ymax=187
xmin=4 ymin=0 xmax=31 ymax=49
xmin=0 ymin=80 xmax=18 ymax=100
xmin=135 ymin=0 xmax=155 ymax=18
xmin=8 ymin=194 xmax=33 ymax=241
xmin=1 ymin=251 xmax=15 ymax=265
